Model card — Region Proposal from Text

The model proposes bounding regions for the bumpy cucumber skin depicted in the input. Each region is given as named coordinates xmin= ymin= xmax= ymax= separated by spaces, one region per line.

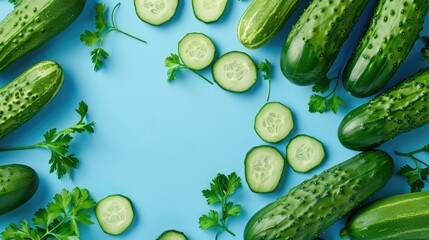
xmin=0 ymin=61 xmax=64 ymax=140
xmin=341 ymin=191 xmax=429 ymax=240
xmin=343 ymin=0 xmax=429 ymax=98
xmin=0 ymin=0 xmax=85 ymax=71
xmin=157 ymin=229 xmax=188 ymax=240
xmin=338 ymin=68 xmax=429 ymax=151
xmin=280 ymin=0 xmax=369 ymax=85
xmin=244 ymin=150 xmax=393 ymax=240
xmin=237 ymin=0 xmax=304 ymax=49
xmin=0 ymin=164 xmax=39 ymax=215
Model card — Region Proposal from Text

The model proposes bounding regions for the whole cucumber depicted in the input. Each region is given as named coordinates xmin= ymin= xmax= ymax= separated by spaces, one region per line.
xmin=338 ymin=68 xmax=429 ymax=151
xmin=340 ymin=191 xmax=429 ymax=239
xmin=280 ymin=0 xmax=369 ymax=85
xmin=0 ymin=0 xmax=86 ymax=71
xmin=244 ymin=151 xmax=393 ymax=240
xmin=0 ymin=164 xmax=39 ymax=215
xmin=343 ymin=0 xmax=429 ymax=97
xmin=0 ymin=61 xmax=64 ymax=140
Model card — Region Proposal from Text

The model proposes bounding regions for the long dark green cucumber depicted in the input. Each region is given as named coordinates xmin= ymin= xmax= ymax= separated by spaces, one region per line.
xmin=237 ymin=0 xmax=304 ymax=49
xmin=338 ymin=68 xmax=429 ymax=151
xmin=0 ymin=164 xmax=39 ymax=215
xmin=0 ymin=61 xmax=64 ymax=140
xmin=0 ymin=0 xmax=86 ymax=71
xmin=340 ymin=191 xmax=429 ymax=240
xmin=280 ymin=0 xmax=369 ymax=85
xmin=244 ymin=150 xmax=393 ymax=240
xmin=343 ymin=0 xmax=429 ymax=97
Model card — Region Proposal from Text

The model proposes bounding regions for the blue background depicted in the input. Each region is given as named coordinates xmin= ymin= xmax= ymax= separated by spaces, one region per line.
xmin=0 ymin=0 xmax=428 ymax=239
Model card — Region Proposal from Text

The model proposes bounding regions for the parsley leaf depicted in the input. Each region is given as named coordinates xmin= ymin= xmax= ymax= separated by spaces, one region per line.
xmin=395 ymin=145 xmax=429 ymax=192
xmin=258 ymin=59 xmax=272 ymax=101
xmin=80 ymin=2 xmax=146 ymax=71
xmin=308 ymin=73 xmax=345 ymax=114
xmin=199 ymin=172 xmax=242 ymax=240
xmin=0 ymin=101 xmax=95 ymax=179
xmin=1 ymin=187 xmax=95 ymax=240
xmin=165 ymin=53 xmax=214 ymax=85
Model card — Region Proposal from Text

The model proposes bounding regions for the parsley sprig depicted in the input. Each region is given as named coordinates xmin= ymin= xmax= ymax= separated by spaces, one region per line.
xmin=1 ymin=187 xmax=96 ymax=240
xmin=80 ymin=2 xmax=147 ymax=71
xmin=258 ymin=59 xmax=272 ymax=101
xmin=0 ymin=101 xmax=95 ymax=179
xmin=396 ymin=144 xmax=429 ymax=192
xmin=199 ymin=172 xmax=242 ymax=240
xmin=165 ymin=53 xmax=214 ymax=85
xmin=308 ymin=73 xmax=345 ymax=114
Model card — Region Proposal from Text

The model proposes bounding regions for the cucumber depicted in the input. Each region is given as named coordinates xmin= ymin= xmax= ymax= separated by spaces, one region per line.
xmin=192 ymin=0 xmax=228 ymax=23
xmin=237 ymin=0 xmax=304 ymax=49
xmin=178 ymin=32 xmax=215 ymax=70
xmin=0 ymin=61 xmax=64 ymax=140
xmin=286 ymin=135 xmax=325 ymax=173
xmin=340 ymin=191 xmax=429 ymax=240
xmin=338 ymin=68 xmax=429 ymax=151
xmin=0 ymin=0 xmax=85 ymax=71
xmin=244 ymin=150 xmax=394 ymax=240
xmin=157 ymin=230 xmax=188 ymax=240
xmin=245 ymin=146 xmax=285 ymax=193
xmin=254 ymin=102 xmax=294 ymax=143
xmin=134 ymin=0 xmax=179 ymax=26
xmin=95 ymin=194 xmax=134 ymax=235
xmin=342 ymin=0 xmax=429 ymax=98
xmin=212 ymin=51 xmax=257 ymax=92
xmin=0 ymin=164 xmax=38 ymax=215
xmin=280 ymin=0 xmax=369 ymax=85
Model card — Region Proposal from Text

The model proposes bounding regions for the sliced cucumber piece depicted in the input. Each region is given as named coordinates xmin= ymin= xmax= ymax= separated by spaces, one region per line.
xmin=254 ymin=102 xmax=294 ymax=143
xmin=95 ymin=194 xmax=134 ymax=235
xmin=192 ymin=0 xmax=228 ymax=23
xmin=245 ymin=146 xmax=285 ymax=193
xmin=134 ymin=0 xmax=179 ymax=26
xmin=286 ymin=135 xmax=325 ymax=173
xmin=212 ymin=51 xmax=257 ymax=92
xmin=157 ymin=230 xmax=188 ymax=240
xmin=178 ymin=33 xmax=216 ymax=70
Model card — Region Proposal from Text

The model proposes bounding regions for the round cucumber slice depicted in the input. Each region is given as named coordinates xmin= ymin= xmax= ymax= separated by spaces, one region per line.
xmin=286 ymin=135 xmax=325 ymax=173
xmin=212 ymin=51 xmax=257 ymax=92
xmin=134 ymin=0 xmax=179 ymax=26
xmin=95 ymin=194 xmax=134 ymax=235
xmin=192 ymin=0 xmax=228 ymax=23
xmin=178 ymin=32 xmax=216 ymax=70
xmin=157 ymin=229 xmax=188 ymax=240
xmin=245 ymin=146 xmax=285 ymax=193
xmin=254 ymin=102 xmax=294 ymax=143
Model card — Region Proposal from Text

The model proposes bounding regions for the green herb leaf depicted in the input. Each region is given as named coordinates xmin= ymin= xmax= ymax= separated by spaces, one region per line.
xmin=312 ymin=76 xmax=331 ymax=94
xmin=396 ymin=148 xmax=429 ymax=192
xmin=258 ymin=59 xmax=272 ymax=101
xmin=94 ymin=3 xmax=108 ymax=30
xmin=308 ymin=74 xmax=344 ymax=114
xmin=80 ymin=30 xmax=101 ymax=47
xmin=90 ymin=48 xmax=109 ymax=72
xmin=165 ymin=53 xmax=213 ymax=84
xmin=199 ymin=210 xmax=221 ymax=230
xmin=308 ymin=94 xmax=327 ymax=113
xmin=326 ymin=94 xmax=345 ymax=114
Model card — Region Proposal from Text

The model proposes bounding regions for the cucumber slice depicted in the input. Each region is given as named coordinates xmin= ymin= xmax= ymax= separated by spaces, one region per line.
xmin=192 ymin=0 xmax=228 ymax=23
xmin=178 ymin=33 xmax=216 ymax=70
xmin=286 ymin=135 xmax=325 ymax=173
xmin=134 ymin=0 xmax=179 ymax=26
xmin=95 ymin=194 xmax=134 ymax=235
xmin=157 ymin=230 xmax=188 ymax=240
xmin=245 ymin=146 xmax=285 ymax=193
xmin=254 ymin=102 xmax=294 ymax=143
xmin=212 ymin=51 xmax=257 ymax=92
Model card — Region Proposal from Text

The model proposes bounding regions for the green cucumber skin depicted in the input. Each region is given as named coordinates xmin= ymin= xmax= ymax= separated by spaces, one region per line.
xmin=237 ymin=0 xmax=304 ymax=49
xmin=341 ymin=191 xmax=429 ymax=240
xmin=343 ymin=0 xmax=429 ymax=98
xmin=0 ymin=164 xmax=39 ymax=215
xmin=338 ymin=68 xmax=429 ymax=151
xmin=280 ymin=0 xmax=369 ymax=86
xmin=0 ymin=0 xmax=86 ymax=71
xmin=244 ymin=150 xmax=393 ymax=240
xmin=0 ymin=61 xmax=64 ymax=140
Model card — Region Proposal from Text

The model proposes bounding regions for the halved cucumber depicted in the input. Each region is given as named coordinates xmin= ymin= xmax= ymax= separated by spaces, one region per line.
xmin=286 ymin=135 xmax=325 ymax=173
xmin=157 ymin=230 xmax=188 ymax=240
xmin=192 ymin=0 xmax=228 ymax=23
xmin=212 ymin=51 xmax=257 ymax=92
xmin=134 ymin=0 xmax=179 ymax=26
xmin=254 ymin=102 xmax=294 ymax=143
xmin=95 ymin=194 xmax=134 ymax=235
xmin=178 ymin=32 xmax=216 ymax=70
xmin=245 ymin=146 xmax=285 ymax=193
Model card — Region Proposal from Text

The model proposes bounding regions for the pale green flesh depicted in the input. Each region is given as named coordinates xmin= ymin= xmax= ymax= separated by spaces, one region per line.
xmin=95 ymin=195 xmax=134 ymax=235
xmin=178 ymin=33 xmax=215 ymax=70
xmin=255 ymin=102 xmax=294 ymax=143
xmin=192 ymin=0 xmax=228 ymax=23
xmin=158 ymin=230 xmax=187 ymax=240
xmin=134 ymin=0 xmax=178 ymax=26
xmin=287 ymin=135 xmax=325 ymax=172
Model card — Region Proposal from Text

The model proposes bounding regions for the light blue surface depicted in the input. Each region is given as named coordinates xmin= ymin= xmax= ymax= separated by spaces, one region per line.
xmin=0 ymin=0 xmax=428 ymax=239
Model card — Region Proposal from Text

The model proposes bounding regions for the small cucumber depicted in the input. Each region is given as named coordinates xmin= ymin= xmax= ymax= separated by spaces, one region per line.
xmin=254 ymin=102 xmax=294 ymax=143
xmin=95 ymin=194 xmax=134 ymax=235
xmin=0 ymin=0 xmax=86 ymax=71
xmin=157 ymin=229 xmax=188 ymax=240
xmin=0 ymin=164 xmax=39 ymax=215
xmin=134 ymin=0 xmax=179 ymax=26
xmin=192 ymin=0 xmax=228 ymax=23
